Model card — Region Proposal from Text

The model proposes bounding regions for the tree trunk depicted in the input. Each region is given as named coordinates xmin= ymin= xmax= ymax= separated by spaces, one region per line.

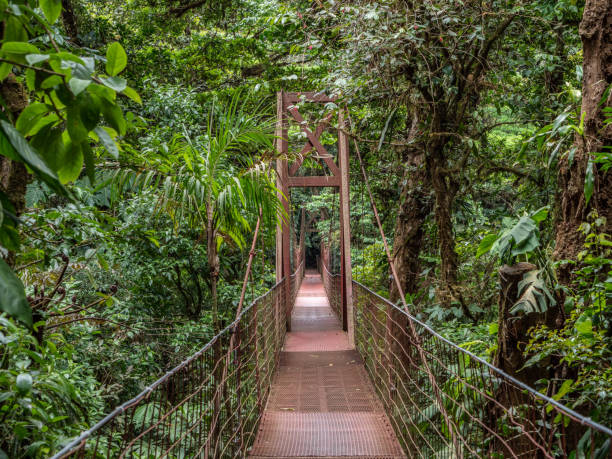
xmin=494 ymin=263 xmax=540 ymax=382
xmin=61 ymin=0 xmax=80 ymax=45
xmin=0 ymin=74 xmax=30 ymax=267
xmin=206 ymin=202 xmax=220 ymax=333
xmin=390 ymin=113 xmax=432 ymax=301
xmin=554 ymin=0 xmax=612 ymax=288
xmin=386 ymin=115 xmax=432 ymax=402
xmin=427 ymin=127 xmax=459 ymax=305
xmin=389 ymin=158 xmax=430 ymax=301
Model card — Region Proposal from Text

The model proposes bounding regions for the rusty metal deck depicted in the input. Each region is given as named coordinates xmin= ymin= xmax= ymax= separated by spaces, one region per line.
xmin=250 ymin=271 xmax=405 ymax=458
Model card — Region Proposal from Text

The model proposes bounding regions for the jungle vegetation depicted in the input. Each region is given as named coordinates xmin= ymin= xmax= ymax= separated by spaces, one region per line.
xmin=0 ymin=0 xmax=610 ymax=456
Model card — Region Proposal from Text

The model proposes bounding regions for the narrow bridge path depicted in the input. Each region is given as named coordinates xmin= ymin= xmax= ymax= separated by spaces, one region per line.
xmin=250 ymin=270 xmax=405 ymax=458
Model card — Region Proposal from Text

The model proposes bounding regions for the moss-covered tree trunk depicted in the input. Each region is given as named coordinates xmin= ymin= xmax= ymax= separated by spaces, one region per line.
xmin=554 ymin=0 xmax=612 ymax=288
xmin=390 ymin=114 xmax=432 ymax=301
xmin=0 ymin=74 xmax=29 ymax=267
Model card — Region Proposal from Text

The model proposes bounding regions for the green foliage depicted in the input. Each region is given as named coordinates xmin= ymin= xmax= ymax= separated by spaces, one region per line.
xmin=477 ymin=208 xmax=548 ymax=264
xmin=511 ymin=270 xmax=556 ymax=315
xmin=0 ymin=0 xmax=610 ymax=455
xmin=0 ymin=316 xmax=103 ymax=457
xmin=0 ymin=0 xmax=137 ymax=325
xmin=525 ymin=216 xmax=611 ymax=426
xmin=0 ymin=258 xmax=31 ymax=327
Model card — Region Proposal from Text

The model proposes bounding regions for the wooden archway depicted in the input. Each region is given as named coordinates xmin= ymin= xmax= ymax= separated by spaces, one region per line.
xmin=274 ymin=91 xmax=354 ymax=346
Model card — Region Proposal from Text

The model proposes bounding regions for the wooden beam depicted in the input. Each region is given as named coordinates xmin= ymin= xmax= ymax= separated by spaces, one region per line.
xmin=275 ymin=92 xmax=292 ymax=332
xmin=274 ymin=92 xmax=284 ymax=346
xmin=338 ymin=109 xmax=354 ymax=347
xmin=289 ymin=112 xmax=334 ymax=176
xmin=288 ymin=176 xmax=340 ymax=187
xmin=285 ymin=91 xmax=335 ymax=103
xmin=287 ymin=106 xmax=341 ymax=176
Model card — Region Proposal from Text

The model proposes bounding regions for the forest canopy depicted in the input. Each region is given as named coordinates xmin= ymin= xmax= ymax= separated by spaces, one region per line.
xmin=0 ymin=0 xmax=610 ymax=457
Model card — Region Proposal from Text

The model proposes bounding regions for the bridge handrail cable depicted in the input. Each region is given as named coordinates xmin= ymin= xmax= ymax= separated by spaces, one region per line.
xmin=51 ymin=268 xmax=301 ymax=458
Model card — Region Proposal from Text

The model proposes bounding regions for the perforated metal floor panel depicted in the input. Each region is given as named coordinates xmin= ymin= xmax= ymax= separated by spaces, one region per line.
xmin=249 ymin=273 xmax=406 ymax=458
xmin=250 ymin=413 xmax=405 ymax=457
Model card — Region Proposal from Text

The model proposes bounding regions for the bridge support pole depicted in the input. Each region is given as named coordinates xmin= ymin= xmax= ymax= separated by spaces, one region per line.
xmin=275 ymin=91 xmax=354 ymax=345
xmin=275 ymin=92 xmax=291 ymax=336
xmin=338 ymin=110 xmax=354 ymax=347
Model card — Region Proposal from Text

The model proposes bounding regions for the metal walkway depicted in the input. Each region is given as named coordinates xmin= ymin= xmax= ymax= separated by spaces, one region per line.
xmin=250 ymin=270 xmax=405 ymax=458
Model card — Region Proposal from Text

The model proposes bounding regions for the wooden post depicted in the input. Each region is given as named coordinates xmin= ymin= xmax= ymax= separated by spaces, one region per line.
xmin=278 ymin=92 xmax=292 ymax=332
xmin=275 ymin=92 xmax=353 ymax=345
xmin=275 ymin=92 xmax=285 ymax=343
xmin=338 ymin=110 xmax=354 ymax=347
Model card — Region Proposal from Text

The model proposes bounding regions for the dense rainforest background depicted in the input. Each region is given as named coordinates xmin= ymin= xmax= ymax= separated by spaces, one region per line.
xmin=0 ymin=0 xmax=610 ymax=456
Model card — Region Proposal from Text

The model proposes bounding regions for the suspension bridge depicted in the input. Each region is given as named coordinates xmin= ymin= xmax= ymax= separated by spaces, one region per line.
xmin=52 ymin=92 xmax=612 ymax=458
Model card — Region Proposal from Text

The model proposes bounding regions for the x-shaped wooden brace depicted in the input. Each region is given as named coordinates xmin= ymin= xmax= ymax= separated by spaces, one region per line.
xmin=287 ymin=106 xmax=340 ymax=177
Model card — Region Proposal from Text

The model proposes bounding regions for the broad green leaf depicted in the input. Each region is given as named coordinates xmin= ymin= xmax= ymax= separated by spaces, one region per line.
xmin=0 ymin=62 xmax=12 ymax=81
xmin=101 ymin=76 xmax=127 ymax=92
xmin=79 ymin=94 xmax=101 ymax=130
xmin=41 ymin=75 xmax=63 ymax=88
xmin=1 ymin=41 xmax=39 ymax=54
xmin=0 ymin=121 xmax=65 ymax=195
xmin=68 ymin=77 xmax=91 ymax=96
xmin=575 ymin=315 xmax=593 ymax=337
xmin=4 ymin=16 xmax=28 ymax=42
xmin=94 ymin=126 xmax=119 ymax=159
xmin=16 ymin=103 xmax=49 ymax=135
xmin=25 ymin=53 xmax=49 ymax=65
xmin=509 ymin=216 xmax=537 ymax=246
xmin=530 ymin=206 xmax=549 ymax=223
xmin=105 ymin=42 xmax=127 ymax=76
xmin=552 ymin=379 xmax=573 ymax=401
xmin=66 ymin=105 xmax=88 ymax=143
xmin=584 ymin=160 xmax=594 ymax=205
xmin=122 ymin=86 xmax=142 ymax=104
xmin=511 ymin=232 xmax=539 ymax=257
xmin=88 ymin=83 xmax=116 ymax=102
xmin=39 ymin=0 xmax=62 ymax=23
xmin=82 ymin=142 xmax=95 ymax=184
xmin=0 ymin=258 xmax=32 ymax=327
xmin=25 ymin=68 xmax=35 ymax=91
xmin=100 ymin=102 xmax=126 ymax=135
xmin=57 ymin=141 xmax=83 ymax=183
xmin=476 ymin=233 xmax=498 ymax=258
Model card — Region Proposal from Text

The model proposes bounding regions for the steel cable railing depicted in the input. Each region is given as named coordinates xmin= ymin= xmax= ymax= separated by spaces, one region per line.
xmin=319 ymin=265 xmax=612 ymax=458
xmin=51 ymin=265 xmax=305 ymax=459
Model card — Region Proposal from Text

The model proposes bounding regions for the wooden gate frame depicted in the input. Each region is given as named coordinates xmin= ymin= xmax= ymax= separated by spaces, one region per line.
xmin=274 ymin=91 xmax=354 ymax=347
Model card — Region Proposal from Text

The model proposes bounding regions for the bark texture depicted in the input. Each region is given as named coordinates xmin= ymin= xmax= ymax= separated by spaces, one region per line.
xmin=389 ymin=156 xmax=431 ymax=301
xmin=494 ymin=263 xmax=541 ymax=383
xmin=554 ymin=0 xmax=612 ymax=287
xmin=390 ymin=113 xmax=433 ymax=301
xmin=61 ymin=0 xmax=80 ymax=44
xmin=426 ymin=114 xmax=459 ymax=305
xmin=0 ymin=75 xmax=29 ymax=267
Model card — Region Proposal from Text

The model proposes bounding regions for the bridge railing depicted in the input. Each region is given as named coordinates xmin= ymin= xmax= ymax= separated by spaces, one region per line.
xmin=348 ymin=280 xmax=612 ymax=459
xmin=319 ymin=257 xmax=341 ymax=321
xmin=51 ymin=271 xmax=303 ymax=458
xmin=290 ymin=259 xmax=305 ymax=314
